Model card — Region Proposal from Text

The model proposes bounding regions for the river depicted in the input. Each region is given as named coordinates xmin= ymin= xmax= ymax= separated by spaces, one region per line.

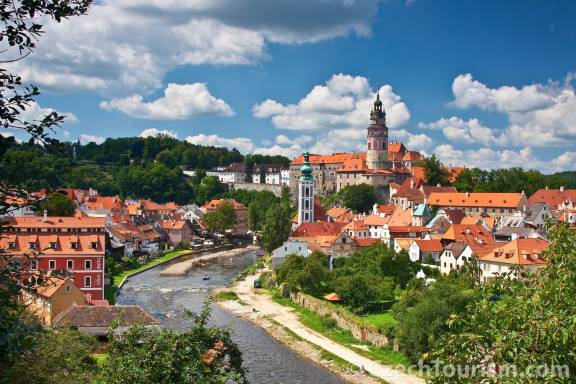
xmin=116 ymin=250 xmax=345 ymax=384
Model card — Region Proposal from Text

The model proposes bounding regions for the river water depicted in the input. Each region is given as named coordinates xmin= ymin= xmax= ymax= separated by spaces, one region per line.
xmin=116 ymin=250 xmax=344 ymax=384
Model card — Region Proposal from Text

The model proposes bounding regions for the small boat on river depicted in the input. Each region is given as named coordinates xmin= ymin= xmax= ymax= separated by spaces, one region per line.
xmin=203 ymin=273 xmax=211 ymax=281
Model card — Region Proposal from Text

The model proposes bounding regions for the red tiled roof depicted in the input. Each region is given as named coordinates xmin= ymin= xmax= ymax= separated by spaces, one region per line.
xmin=354 ymin=238 xmax=381 ymax=247
xmin=414 ymin=239 xmax=443 ymax=252
xmin=203 ymin=199 xmax=246 ymax=210
xmin=389 ymin=225 xmax=428 ymax=233
xmin=528 ymin=188 xmax=576 ymax=210
xmin=428 ymin=192 xmax=524 ymax=208
xmin=0 ymin=233 xmax=105 ymax=255
xmin=4 ymin=216 xmax=105 ymax=229
xmin=291 ymin=152 xmax=366 ymax=165
xmin=291 ymin=221 xmax=347 ymax=237
xmin=54 ymin=305 xmax=158 ymax=328
xmin=479 ymin=238 xmax=548 ymax=266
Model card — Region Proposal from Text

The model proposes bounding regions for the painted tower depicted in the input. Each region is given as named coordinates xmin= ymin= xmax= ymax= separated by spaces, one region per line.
xmin=366 ymin=93 xmax=389 ymax=170
xmin=298 ymin=152 xmax=314 ymax=226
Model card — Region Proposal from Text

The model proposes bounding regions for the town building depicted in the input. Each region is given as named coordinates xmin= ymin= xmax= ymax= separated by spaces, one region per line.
xmin=21 ymin=275 xmax=87 ymax=326
xmin=528 ymin=186 xmax=576 ymax=211
xmin=478 ymin=238 xmax=549 ymax=282
xmin=272 ymin=240 xmax=309 ymax=269
xmin=161 ymin=218 xmax=192 ymax=245
xmin=202 ymin=199 xmax=248 ymax=236
xmin=214 ymin=162 xmax=246 ymax=183
xmin=408 ymin=239 xmax=443 ymax=265
xmin=427 ymin=192 xmax=528 ymax=217
xmin=252 ymin=164 xmax=290 ymax=186
xmin=439 ymin=242 xmax=473 ymax=275
xmin=1 ymin=216 xmax=107 ymax=301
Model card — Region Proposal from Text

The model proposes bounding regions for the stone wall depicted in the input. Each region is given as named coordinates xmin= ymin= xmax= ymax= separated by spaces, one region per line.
xmin=289 ymin=292 xmax=393 ymax=348
xmin=227 ymin=182 xmax=284 ymax=197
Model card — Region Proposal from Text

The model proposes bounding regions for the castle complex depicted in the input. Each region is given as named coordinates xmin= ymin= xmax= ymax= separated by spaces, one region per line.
xmin=290 ymin=94 xmax=421 ymax=200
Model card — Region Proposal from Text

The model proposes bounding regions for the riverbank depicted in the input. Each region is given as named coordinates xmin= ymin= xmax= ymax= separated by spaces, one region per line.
xmin=218 ymin=274 xmax=425 ymax=384
xmin=159 ymin=246 xmax=258 ymax=276
xmin=106 ymin=249 xmax=191 ymax=303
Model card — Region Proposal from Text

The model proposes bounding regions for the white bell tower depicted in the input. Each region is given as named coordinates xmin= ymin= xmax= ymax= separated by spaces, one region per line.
xmin=298 ymin=152 xmax=314 ymax=226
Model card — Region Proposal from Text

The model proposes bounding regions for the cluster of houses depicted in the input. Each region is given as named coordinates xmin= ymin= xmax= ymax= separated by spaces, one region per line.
xmin=0 ymin=188 xmax=251 ymax=334
xmin=274 ymin=169 xmax=576 ymax=282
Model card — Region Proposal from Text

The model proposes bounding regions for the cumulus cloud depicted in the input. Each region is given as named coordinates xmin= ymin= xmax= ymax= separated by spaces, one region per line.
xmin=139 ymin=128 xmax=178 ymax=138
xmin=451 ymin=73 xmax=555 ymax=113
xmin=275 ymin=134 xmax=313 ymax=146
xmin=18 ymin=102 xmax=78 ymax=124
xmin=10 ymin=0 xmax=381 ymax=95
xmin=418 ymin=117 xmax=508 ymax=146
xmin=79 ymin=134 xmax=105 ymax=145
xmin=392 ymin=129 xmax=433 ymax=151
xmin=100 ymin=83 xmax=234 ymax=119
xmin=434 ymin=144 xmax=575 ymax=173
xmin=185 ymin=134 xmax=256 ymax=153
xmin=253 ymin=74 xmax=410 ymax=132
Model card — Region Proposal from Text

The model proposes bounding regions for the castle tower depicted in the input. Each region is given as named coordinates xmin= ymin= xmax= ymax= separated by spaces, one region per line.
xmin=366 ymin=93 xmax=389 ymax=170
xmin=298 ymin=152 xmax=314 ymax=226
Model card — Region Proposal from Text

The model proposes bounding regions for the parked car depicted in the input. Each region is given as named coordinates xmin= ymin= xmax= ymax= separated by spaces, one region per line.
xmin=203 ymin=240 xmax=214 ymax=246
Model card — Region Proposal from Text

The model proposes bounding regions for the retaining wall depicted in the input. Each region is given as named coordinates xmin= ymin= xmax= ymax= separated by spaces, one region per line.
xmin=290 ymin=292 xmax=393 ymax=348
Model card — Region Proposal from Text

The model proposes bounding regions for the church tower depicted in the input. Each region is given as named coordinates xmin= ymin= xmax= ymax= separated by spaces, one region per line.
xmin=366 ymin=93 xmax=389 ymax=170
xmin=298 ymin=152 xmax=314 ymax=226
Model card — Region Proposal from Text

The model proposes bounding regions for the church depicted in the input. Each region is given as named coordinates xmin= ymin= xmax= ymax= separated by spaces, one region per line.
xmin=289 ymin=94 xmax=421 ymax=201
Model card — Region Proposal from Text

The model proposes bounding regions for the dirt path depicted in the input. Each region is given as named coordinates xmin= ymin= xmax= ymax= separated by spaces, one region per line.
xmin=228 ymin=274 xmax=425 ymax=384
xmin=159 ymin=246 xmax=258 ymax=276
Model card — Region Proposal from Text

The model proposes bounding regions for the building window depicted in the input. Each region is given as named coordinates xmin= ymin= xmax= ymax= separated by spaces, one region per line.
xmin=49 ymin=260 xmax=56 ymax=270
xmin=67 ymin=260 xmax=74 ymax=270
xmin=85 ymin=260 xmax=92 ymax=270
xmin=29 ymin=242 xmax=36 ymax=249
xmin=50 ymin=242 xmax=57 ymax=249
xmin=84 ymin=276 xmax=91 ymax=287
xmin=71 ymin=242 xmax=78 ymax=249
xmin=65 ymin=285 xmax=71 ymax=293
xmin=30 ymin=259 xmax=37 ymax=270
xmin=8 ymin=242 xmax=15 ymax=249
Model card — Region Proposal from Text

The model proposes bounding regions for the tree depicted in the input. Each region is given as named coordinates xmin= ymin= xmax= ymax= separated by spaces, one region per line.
xmin=37 ymin=193 xmax=76 ymax=216
xmin=339 ymin=183 xmax=377 ymax=213
xmin=98 ymin=303 xmax=246 ymax=384
xmin=276 ymin=252 xmax=330 ymax=296
xmin=6 ymin=328 xmax=98 ymax=384
xmin=247 ymin=190 xmax=277 ymax=231
xmin=261 ymin=202 xmax=291 ymax=253
xmin=420 ymin=155 xmax=450 ymax=186
xmin=203 ymin=201 xmax=236 ymax=234
xmin=335 ymin=273 xmax=378 ymax=313
xmin=429 ymin=223 xmax=576 ymax=383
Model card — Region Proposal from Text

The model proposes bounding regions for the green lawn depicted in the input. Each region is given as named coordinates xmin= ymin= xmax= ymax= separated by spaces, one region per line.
xmin=92 ymin=353 xmax=108 ymax=367
xmin=105 ymin=250 xmax=190 ymax=303
xmin=270 ymin=290 xmax=411 ymax=368
xmin=363 ymin=310 xmax=397 ymax=328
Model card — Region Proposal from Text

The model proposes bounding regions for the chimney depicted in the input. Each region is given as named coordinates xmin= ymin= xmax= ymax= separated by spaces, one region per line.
xmin=410 ymin=179 xmax=414 ymax=189
xmin=465 ymin=191 xmax=470 ymax=198
xmin=466 ymin=227 xmax=471 ymax=234
xmin=560 ymin=186 xmax=564 ymax=192
xmin=43 ymin=209 xmax=48 ymax=223
xmin=437 ymin=183 xmax=441 ymax=187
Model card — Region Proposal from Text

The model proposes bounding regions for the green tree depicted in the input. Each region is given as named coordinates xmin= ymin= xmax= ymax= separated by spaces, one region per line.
xmin=261 ymin=202 xmax=291 ymax=253
xmin=37 ymin=193 xmax=76 ymax=216
xmin=6 ymin=328 xmax=98 ymax=384
xmin=335 ymin=273 xmax=378 ymax=313
xmin=247 ymin=190 xmax=277 ymax=231
xmin=203 ymin=201 xmax=237 ymax=234
xmin=193 ymin=176 xmax=225 ymax=205
xmin=276 ymin=252 xmax=330 ymax=296
xmin=420 ymin=155 xmax=450 ymax=186
xmin=98 ymin=303 xmax=246 ymax=384
xmin=339 ymin=183 xmax=377 ymax=213
xmin=429 ymin=223 xmax=576 ymax=383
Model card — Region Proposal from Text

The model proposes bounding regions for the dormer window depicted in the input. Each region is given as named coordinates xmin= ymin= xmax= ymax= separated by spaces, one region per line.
xmin=50 ymin=242 xmax=57 ymax=249
xmin=89 ymin=242 xmax=98 ymax=249
xmin=8 ymin=242 xmax=15 ymax=249
xmin=70 ymin=242 xmax=78 ymax=249
xmin=29 ymin=242 xmax=36 ymax=249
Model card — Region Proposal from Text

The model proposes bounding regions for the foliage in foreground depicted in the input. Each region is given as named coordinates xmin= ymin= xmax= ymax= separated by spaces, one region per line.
xmin=428 ymin=223 xmax=576 ymax=383
xmin=98 ymin=302 xmax=246 ymax=384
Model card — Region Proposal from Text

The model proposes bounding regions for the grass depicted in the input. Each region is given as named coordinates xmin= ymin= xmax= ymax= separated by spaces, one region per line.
xmin=233 ymin=253 xmax=270 ymax=282
xmin=211 ymin=291 xmax=240 ymax=302
xmin=105 ymin=250 xmax=190 ymax=303
xmin=92 ymin=353 xmax=108 ymax=367
xmin=270 ymin=289 xmax=411 ymax=369
xmin=363 ymin=310 xmax=397 ymax=328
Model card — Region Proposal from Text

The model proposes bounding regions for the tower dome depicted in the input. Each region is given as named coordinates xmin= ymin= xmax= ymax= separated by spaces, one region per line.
xmin=300 ymin=152 xmax=313 ymax=181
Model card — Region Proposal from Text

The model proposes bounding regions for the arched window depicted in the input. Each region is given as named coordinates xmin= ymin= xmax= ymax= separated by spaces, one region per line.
xmin=305 ymin=200 xmax=309 ymax=209
xmin=304 ymin=213 xmax=309 ymax=221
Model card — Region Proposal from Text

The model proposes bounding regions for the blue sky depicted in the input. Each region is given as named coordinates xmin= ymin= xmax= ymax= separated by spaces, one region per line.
xmin=8 ymin=0 xmax=576 ymax=172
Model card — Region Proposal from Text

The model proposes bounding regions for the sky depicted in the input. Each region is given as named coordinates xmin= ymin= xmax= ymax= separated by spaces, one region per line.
xmin=5 ymin=0 xmax=576 ymax=173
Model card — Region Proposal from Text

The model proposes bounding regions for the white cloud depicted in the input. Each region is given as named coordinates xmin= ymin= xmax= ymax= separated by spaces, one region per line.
xmin=392 ymin=129 xmax=433 ymax=151
xmin=418 ymin=116 xmax=508 ymax=146
xmin=275 ymin=134 xmax=313 ymax=146
xmin=139 ymin=128 xmax=178 ymax=138
xmin=434 ymin=144 xmax=575 ymax=173
xmin=10 ymin=0 xmax=381 ymax=95
xmin=100 ymin=83 xmax=233 ymax=119
xmin=79 ymin=134 xmax=105 ymax=145
xmin=451 ymin=73 xmax=555 ymax=113
xmin=18 ymin=102 xmax=78 ymax=124
xmin=253 ymin=74 xmax=410 ymax=132
xmin=185 ymin=134 xmax=256 ymax=153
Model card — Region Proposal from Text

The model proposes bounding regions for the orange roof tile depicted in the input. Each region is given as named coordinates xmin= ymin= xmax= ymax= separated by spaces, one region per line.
xmin=428 ymin=192 xmax=524 ymax=208
xmin=364 ymin=214 xmax=389 ymax=226
xmin=291 ymin=152 xmax=366 ymax=165
xmin=528 ymin=188 xmax=576 ymax=210
xmin=4 ymin=216 xmax=105 ymax=229
xmin=291 ymin=221 xmax=347 ymax=237
xmin=414 ymin=239 xmax=443 ymax=252
xmin=479 ymin=238 xmax=548 ymax=266
xmin=203 ymin=199 xmax=246 ymax=210
xmin=344 ymin=219 xmax=367 ymax=231
xmin=354 ymin=238 xmax=381 ymax=247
